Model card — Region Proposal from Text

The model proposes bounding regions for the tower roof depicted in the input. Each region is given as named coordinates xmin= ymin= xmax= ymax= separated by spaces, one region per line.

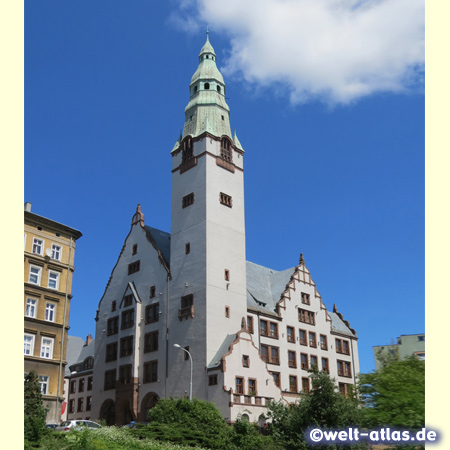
xmin=182 ymin=31 xmax=231 ymax=140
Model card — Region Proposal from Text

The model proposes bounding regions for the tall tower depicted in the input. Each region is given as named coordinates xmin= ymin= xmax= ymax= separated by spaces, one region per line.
xmin=168 ymin=32 xmax=247 ymax=399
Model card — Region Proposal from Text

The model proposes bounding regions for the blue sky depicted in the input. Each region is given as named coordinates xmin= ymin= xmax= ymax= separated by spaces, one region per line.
xmin=24 ymin=0 xmax=424 ymax=374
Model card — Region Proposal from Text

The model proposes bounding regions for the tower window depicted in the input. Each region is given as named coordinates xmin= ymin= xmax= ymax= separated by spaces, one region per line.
xmin=225 ymin=306 xmax=230 ymax=318
xmin=220 ymin=192 xmax=232 ymax=208
xmin=194 ymin=86 xmax=198 ymax=93
xmin=217 ymin=86 xmax=221 ymax=93
xmin=220 ymin=138 xmax=232 ymax=162
xmin=128 ymin=261 xmax=140 ymax=275
xmin=182 ymin=193 xmax=194 ymax=208
xmin=182 ymin=137 xmax=193 ymax=162
xmin=150 ymin=285 xmax=156 ymax=298
xmin=224 ymin=269 xmax=230 ymax=281
xmin=204 ymin=82 xmax=210 ymax=90
xmin=132 ymin=244 xmax=138 ymax=255
xmin=185 ymin=243 xmax=190 ymax=254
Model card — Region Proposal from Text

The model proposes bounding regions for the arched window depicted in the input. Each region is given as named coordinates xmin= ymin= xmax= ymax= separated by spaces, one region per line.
xmin=220 ymin=138 xmax=232 ymax=162
xmin=217 ymin=85 xmax=221 ymax=93
xmin=204 ymin=82 xmax=210 ymax=90
xmin=182 ymin=137 xmax=193 ymax=162
xmin=194 ymin=85 xmax=198 ymax=93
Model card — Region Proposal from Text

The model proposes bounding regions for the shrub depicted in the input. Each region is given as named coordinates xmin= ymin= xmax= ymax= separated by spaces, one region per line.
xmin=24 ymin=371 xmax=47 ymax=443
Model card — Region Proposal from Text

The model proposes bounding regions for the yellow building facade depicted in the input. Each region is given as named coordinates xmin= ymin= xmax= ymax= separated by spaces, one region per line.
xmin=24 ymin=203 xmax=82 ymax=424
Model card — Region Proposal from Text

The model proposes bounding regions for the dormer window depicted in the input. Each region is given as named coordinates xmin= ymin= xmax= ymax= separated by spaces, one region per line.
xmin=204 ymin=82 xmax=210 ymax=90
xmin=220 ymin=137 xmax=232 ymax=162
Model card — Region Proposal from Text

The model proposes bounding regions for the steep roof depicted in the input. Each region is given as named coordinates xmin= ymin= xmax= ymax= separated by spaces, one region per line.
xmin=65 ymin=336 xmax=85 ymax=376
xmin=246 ymin=261 xmax=295 ymax=315
xmin=143 ymin=225 xmax=171 ymax=270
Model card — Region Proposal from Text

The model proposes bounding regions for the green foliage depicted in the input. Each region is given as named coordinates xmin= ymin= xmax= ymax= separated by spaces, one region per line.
xmin=265 ymin=370 xmax=366 ymax=450
xmin=230 ymin=415 xmax=281 ymax=450
xmin=24 ymin=370 xmax=47 ymax=444
xmin=136 ymin=398 xmax=233 ymax=449
xmin=359 ymin=356 xmax=425 ymax=429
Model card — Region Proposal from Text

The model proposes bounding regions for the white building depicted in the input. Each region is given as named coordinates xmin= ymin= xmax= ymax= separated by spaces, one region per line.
xmin=91 ymin=33 xmax=359 ymax=425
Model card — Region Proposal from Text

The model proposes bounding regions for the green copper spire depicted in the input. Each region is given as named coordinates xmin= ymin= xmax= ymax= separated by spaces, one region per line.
xmin=182 ymin=32 xmax=232 ymax=140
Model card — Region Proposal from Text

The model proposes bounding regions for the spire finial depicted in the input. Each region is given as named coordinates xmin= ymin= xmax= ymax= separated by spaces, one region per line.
xmin=299 ymin=253 xmax=305 ymax=266
xmin=206 ymin=25 xmax=209 ymax=37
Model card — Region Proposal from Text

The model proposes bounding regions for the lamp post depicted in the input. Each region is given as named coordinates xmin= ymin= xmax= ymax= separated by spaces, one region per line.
xmin=173 ymin=344 xmax=193 ymax=401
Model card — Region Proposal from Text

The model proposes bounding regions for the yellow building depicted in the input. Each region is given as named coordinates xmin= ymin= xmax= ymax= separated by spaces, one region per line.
xmin=24 ymin=202 xmax=82 ymax=424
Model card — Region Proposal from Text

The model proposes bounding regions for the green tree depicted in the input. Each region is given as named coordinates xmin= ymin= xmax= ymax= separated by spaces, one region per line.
xmin=265 ymin=370 xmax=366 ymax=450
xmin=359 ymin=356 xmax=425 ymax=429
xmin=134 ymin=398 xmax=233 ymax=449
xmin=24 ymin=370 xmax=47 ymax=444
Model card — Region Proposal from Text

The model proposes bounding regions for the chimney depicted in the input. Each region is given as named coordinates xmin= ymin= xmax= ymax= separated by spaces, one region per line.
xmin=24 ymin=202 xmax=32 ymax=212
xmin=85 ymin=334 xmax=93 ymax=346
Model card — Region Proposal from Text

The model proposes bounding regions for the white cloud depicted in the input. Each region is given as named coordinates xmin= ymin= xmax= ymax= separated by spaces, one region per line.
xmin=173 ymin=0 xmax=424 ymax=104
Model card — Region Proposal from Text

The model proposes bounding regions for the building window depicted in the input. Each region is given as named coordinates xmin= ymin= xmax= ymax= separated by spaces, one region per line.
xmin=321 ymin=357 xmax=329 ymax=373
xmin=145 ymin=303 xmax=159 ymax=324
xmin=320 ymin=334 xmax=328 ymax=350
xmin=48 ymin=271 xmax=60 ymax=290
xmin=51 ymin=244 xmax=62 ymax=260
xmin=119 ymin=364 xmax=132 ymax=384
xmin=242 ymin=355 xmax=250 ymax=368
xmin=204 ymin=82 xmax=210 ymax=90
xmin=185 ymin=243 xmax=190 ymax=254
xmin=299 ymin=308 xmax=315 ymax=325
xmin=70 ymin=380 xmax=76 ymax=394
xmin=144 ymin=360 xmax=158 ymax=383
xmin=336 ymin=338 xmax=350 ymax=355
xmin=260 ymin=320 xmax=268 ymax=336
xmin=182 ymin=137 xmax=193 ymax=162
xmin=128 ymin=261 xmax=140 ymax=275
xmin=418 ymin=335 xmax=425 ymax=342
xmin=220 ymin=138 xmax=232 ymax=162
xmin=104 ymin=369 xmax=116 ymax=390
xmin=86 ymin=396 xmax=92 ymax=411
xmin=261 ymin=344 xmax=280 ymax=364
xmin=107 ymin=317 xmax=119 ymax=335
xmin=79 ymin=378 xmax=85 ymax=392
xmin=26 ymin=298 xmax=37 ymax=318
xmin=289 ymin=375 xmax=298 ymax=393
xmin=337 ymin=360 xmax=352 ymax=378
xmin=225 ymin=306 xmax=230 ymax=318
xmin=286 ymin=326 xmax=295 ymax=343
xmin=301 ymin=292 xmax=310 ymax=305
xmin=39 ymin=375 xmax=49 ymax=395
xmin=123 ymin=294 xmax=133 ymax=307
xmin=121 ymin=309 xmax=135 ymax=329
xmin=24 ymin=334 xmax=35 ymax=356
xmin=299 ymin=329 xmax=307 ymax=346
xmin=150 ymin=285 xmax=156 ymax=298
xmin=45 ymin=303 xmax=56 ymax=322
xmin=83 ymin=358 xmax=94 ymax=370
xmin=271 ymin=372 xmax=280 ymax=388
xmin=219 ymin=192 xmax=232 ymax=208
xmin=32 ymin=238 xmax=43 ymax=255
xmin=144 ymin=331 xmax=159 ymax=353
xmin=288 ymin=350 xmax=297 ymax=368
xmin=309 ymin=332 xmax=317 ymax=348
xmin=310 ymin=355 xmax=318 ymax=370
xmin=235 ymin=377 xmax=244 ymax=395
xmin=87 ymin=376 xmax=93 ymax=391
xmin=120 ymin=336 xmax=133 ymax=357
xmin=69 ymin=399 xmax=75 ymax=414
xmin=28 ymin=265 xmax=42 ymax=285
xmin=182 ymin=193 xmax=194 ymax=208
xmin=269 ymin=322 xmax=279 ymax=339
xmin=179 ymin=294 xmax=194 ymax=320
xmin=247 ymin=316 xmax=254 ymax=334
xmin=40 ymin=337 xmax=54 ymax=359
xmin=208 ymin=374 xmax=218 ymax=386
xmin=217 ymin=85 xmax=221 ymax=93
xmin=77 ymin=397 xmax=84 ymax=412
xmin=300 ymin=353 xmax=308 ymax=370
xmin=224 ymin=269 xmax=230 ymax=281
xmin=105 ymin=342 xmax=118 ymax=362
xmin=302 ymin=377 xmax=310 ymax=394
xmin=111 ymin=301 xmax=116 ymax=312
xmin=248 ymin=379 xmax=257 ymax=395
xmin=132 ymin=244 xmax=138 ymax=255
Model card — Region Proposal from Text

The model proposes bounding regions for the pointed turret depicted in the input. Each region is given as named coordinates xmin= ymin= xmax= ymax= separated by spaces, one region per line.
xmin=182 ymin=31 xmax=232 ymax=140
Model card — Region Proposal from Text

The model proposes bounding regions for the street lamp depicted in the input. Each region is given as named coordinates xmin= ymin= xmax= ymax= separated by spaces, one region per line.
xmin=174 ymin=344 xmax=193 ymax=401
